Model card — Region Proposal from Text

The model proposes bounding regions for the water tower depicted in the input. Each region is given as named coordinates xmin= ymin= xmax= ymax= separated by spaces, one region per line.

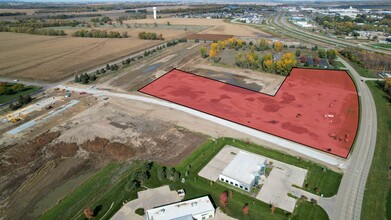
xmin=153 ymin=7 xmax=157 ymax=19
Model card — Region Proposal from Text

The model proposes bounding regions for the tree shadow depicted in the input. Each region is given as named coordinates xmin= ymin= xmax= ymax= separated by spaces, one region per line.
xmin=93 ymin=205 xmax=103 ymax=217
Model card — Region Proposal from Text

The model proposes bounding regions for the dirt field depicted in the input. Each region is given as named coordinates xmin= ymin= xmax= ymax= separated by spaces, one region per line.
xmin=0 ymin=93 xmax=207 ymax=219
xmin=0 ymin=9 xmax=36 ymax=15
xmin=0 ymin=33 xmax=166 ymax=82
xmin=124 ymin=18 xmax=271 ymax=37
xmin=186 ymin=33 xmax=233 ymax=41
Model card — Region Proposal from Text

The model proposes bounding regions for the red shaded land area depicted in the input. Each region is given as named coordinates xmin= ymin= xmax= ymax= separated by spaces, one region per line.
xmin=139 ymin=68 xmax=359 ymax=158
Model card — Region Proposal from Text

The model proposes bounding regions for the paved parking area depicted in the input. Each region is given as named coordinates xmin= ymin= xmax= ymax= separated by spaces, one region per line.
xmin=111 ymin=185 xmax=180 ymax=220
xmin=199 ymin=145 xmax=310 ymax=213
xmin=256 ymin=162 xmax=307 ymax=212
xmin=198 ymin=145 xmax=238 ymax=181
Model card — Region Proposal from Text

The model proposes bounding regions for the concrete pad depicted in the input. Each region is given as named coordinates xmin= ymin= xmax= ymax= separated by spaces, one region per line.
xmin=201 ymin=145 xmax=310 ymax=213
xmin=111 ymin=186 xmax=181 ymax=220
xmin=257 ymin=162 xmax=307 ymax=213
xmin=198 ymin=145 xmax=238 ymax=181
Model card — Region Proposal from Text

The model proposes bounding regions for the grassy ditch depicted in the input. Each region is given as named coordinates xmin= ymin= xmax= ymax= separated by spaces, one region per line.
xmin=361 ymin=81 xmax=391 ymax=220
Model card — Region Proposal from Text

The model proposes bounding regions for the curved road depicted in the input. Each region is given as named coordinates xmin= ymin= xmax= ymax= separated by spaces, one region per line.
xmin=272 ymin=12 xmax=391 ymax=56
xmin=318 ymin=58 xmax=378 ymax=220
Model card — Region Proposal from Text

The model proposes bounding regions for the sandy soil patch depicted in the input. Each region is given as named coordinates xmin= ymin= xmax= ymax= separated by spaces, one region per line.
xmin=195 ymin=63 xmax=285 ymax=95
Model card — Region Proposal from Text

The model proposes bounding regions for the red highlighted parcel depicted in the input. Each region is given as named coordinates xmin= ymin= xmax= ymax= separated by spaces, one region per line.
xmin=139 ymin=68 xmax=359 ymax=158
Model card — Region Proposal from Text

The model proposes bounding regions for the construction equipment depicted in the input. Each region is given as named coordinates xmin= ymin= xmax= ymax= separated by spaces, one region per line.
xmin=6 ymin=114 xmax=24 ymax=123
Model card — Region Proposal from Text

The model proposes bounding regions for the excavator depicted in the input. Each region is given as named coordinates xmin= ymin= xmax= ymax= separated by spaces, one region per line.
xmin=6 ymin=114 xmax=24 ymax=123
xmin=1 ymin=108 xmax=24 ymax=123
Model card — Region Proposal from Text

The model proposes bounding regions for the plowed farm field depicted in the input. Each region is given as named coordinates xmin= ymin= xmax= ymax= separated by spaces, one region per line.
xmin=0 ymin=33 xmax=165 ymax=82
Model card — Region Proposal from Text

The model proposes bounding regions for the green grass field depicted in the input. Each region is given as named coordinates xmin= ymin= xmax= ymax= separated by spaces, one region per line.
xmin=344 ymin=60 xmax=379 ymax=78
xmin=41 ymin=138 xmax=338 ymax=220
xmin=361 ymin=81 xmax=391 ymax=220
xmin=39 ymin=163 xmax=143 ymax=220
xmin=0 ymin=84 xmax=41 ymax=104
xmin=291 ymin=200 xmax=329 ymax=220
xmin=333 ymin=61 xmax=345 ymax=69
xmin=373 ymin=43 xmax=391 ymax=49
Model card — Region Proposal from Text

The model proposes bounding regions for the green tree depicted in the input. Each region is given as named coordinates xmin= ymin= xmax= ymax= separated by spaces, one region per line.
xmin=0 ymin=85 xmax=6 ymax=95
xmin=74 ymin=75 xmax=80 ymax=83
xmin=318 ymin=49 xmax=326 ymax=58
xmin=295 ymin=50 xmax=301 ymax=57
xmin=125 ymin=180 xmax=140 ymax=191
xmin=326 ymin=49 xmax=338 ymax=60
xmin=135 ymin=208 xmax=145 ymax=216
xmin=200 ymin=46 xmax=208 ymax=58
xmin=11 ymin=83 xmax=24 ymax=92
xmin=80 ymin=74 xmax=89 ymax=84
xmin=158 ymin=166 xmax=167 ymax=180
xmin=172 ymin=172 xmax=181 ymax=182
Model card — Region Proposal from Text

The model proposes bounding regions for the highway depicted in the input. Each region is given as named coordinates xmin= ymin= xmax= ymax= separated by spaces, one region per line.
xmin=266 ymin=14 xmax=380 ymax=218
xmin=270 ymin=12 xmax=391 ymax=56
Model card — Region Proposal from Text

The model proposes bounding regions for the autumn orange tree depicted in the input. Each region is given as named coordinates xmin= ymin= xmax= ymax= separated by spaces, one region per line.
xmin=273 ymin=41 xmax=283 ymax=52
xmin=262 ymin=54 xmax=274 ymax=73
xmin=220 ymin=192 xmax=228 ymax=206
xmin=209 ymin=43 xmax=219 ymax=59
xmin=235 ymin=51 xmax=259 ymax=69
xmin=84 ymin=207 xmax=93 ymax=219
xmin=243 ymin=204 xmax=249 ymax=215
xmin=275 ymin=52 xmax=297 ymax=75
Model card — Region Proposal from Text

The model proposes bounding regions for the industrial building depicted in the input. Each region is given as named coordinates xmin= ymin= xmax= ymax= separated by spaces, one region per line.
xmin=146 ymin=196 xmax=215 ymax=220
xmin=219 ymin=151 xmax=266 ymax=192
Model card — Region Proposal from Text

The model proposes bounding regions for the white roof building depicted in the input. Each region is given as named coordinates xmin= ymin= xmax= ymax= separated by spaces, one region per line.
xmin=146 ymin=196 xmax=215 ymax=220
xmin=219 ymin=151 xmax=266 ymax=192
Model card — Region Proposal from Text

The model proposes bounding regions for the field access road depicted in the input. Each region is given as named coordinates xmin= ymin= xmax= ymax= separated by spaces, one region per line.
xmin=58 ymin=84 xmax=345 ymax=167
xmin=318 ymin=58 xmax=378 ymax=220
xmin=272 ymin=12 xmax=391 ymax=56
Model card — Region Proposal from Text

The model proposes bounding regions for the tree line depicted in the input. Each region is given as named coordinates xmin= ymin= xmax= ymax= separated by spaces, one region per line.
xmin=73 ymin=29 xmax=128 ymax=38
xmin=0 ymin=19 xmax=81 ymax=28
xmin=9 ymin=95 xmax=32 ymax=111
xmin=315 ymin=14 xmax=391 ymax=35
xmin=138 ymin=31 xmax=163 ymax=40
xmin=39 ymin=13 xmax=102 ymax=20
xmin=0 ymin=12 xmax=26 ymax=16
xmin=340 ymin=48 xmax=391 ymax=70
xmin=0 ymin=82 xmax=25 ymax=96
xmin=0 ymin=26 xmax=65 ymax=36
xmin=200 ymin=38 xmax=297 ymax=75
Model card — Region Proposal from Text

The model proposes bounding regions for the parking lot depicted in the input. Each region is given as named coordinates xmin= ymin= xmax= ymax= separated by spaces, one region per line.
xmin=198 ymin=145 xmax=309 ymax=213
xmin=111 ymin=185 xmax=181 ymax=220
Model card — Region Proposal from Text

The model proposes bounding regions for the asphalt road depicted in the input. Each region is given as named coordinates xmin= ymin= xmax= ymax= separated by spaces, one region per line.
xmin=268 ymin=15 xmax=379 ymax=219
xmin=318 ymin=58 xmax=378 ymax=220
xmin=272 ymin=13 xmax=391 ymax=56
